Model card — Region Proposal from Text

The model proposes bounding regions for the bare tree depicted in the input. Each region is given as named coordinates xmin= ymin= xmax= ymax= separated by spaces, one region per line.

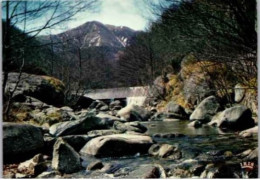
xmin=2 ymin=0 xmax=100 ymax=119
xmin=2 ymin=0 xmax=100 ymax=91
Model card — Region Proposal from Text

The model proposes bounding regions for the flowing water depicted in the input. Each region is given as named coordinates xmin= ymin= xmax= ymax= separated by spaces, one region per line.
xmin=69 ymin=121 xmax=257 ymax=178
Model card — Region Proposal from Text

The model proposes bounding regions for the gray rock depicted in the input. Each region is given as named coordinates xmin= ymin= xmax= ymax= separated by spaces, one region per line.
xmin=150 ymin=112 xmax=166 ymax=121
xmin=182 ymin=73 xmax=215 ymax=107
xmin=190 ymin=96 xmax=220 ymax=123
xmin=117 ymin=105 xmax=150 ymax=121
xmin=100 ymin=105 xmax=109 ymax=111
xmin=243 ymin=148 xmax=258 ymax=161
xmin=234 ymin=84 xmax=246 ymax=103
xmin=3 ymin=123 xmax=44 ymax=162
xmin=166 ymin=101 xmax=187 ymax=118
xmin=49 ymin=113 xmax=108 ymax=136
xmin=239 ymin=126 xmax=258 ymax=137
xmin=17 ymin=154 xmax=47 ymax=177
xmin=109 ymin=100 xmax=121 ymax=109
xmin=96 ymin=113 xmax=123 ymax=123
xmin=150 ymin=75 xmax=167 ymax=99
xmin=149 ymin=144 xmax=182 ymax=160
xmin=87 ymin=129 xmax=122 ymax=137
xmin=52 ymin=138 xmax=81 ymax=173
xmin=125 ymin=164 xmax=166 ymax=178
xmin=5 ymin=72 xmax=64 ymax=106
xmin=80 ymin=134 xmax=153 ymax=157
xmin=113 ymin=121 xmax=147 ymax=133
xmin=95 ymin=101 xmax=108 ymax=110
xmin=62 ymin=135 xmax=94 ymax=152
xmin=30 ymin=107 xmax=75 ymax=127
xmin=88 ymin=101 xmax=99 ymax=109
xmin=218 ymin=105 xmax=255 ymax=130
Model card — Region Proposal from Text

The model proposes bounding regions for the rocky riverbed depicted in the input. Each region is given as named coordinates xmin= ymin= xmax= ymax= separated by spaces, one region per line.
xmin=2 ymin=73 xmax=258 ymax=178
xmin=3 ymin=113 xmax=258 ymax=178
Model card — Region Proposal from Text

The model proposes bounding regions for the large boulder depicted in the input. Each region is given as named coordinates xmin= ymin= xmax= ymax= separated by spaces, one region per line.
xmin=3 ymin=123 xmax=44 ymax=162
xmin=216 ymin=105 xmax=255 ymax=130
xmin=5 ymin=72 xmax=65 ymax=106
xmin=49 ymin=113 xmax=108 ymax=136
xmin=117 ymin=104 xmax=150 ymax=121
xmin=113 ymin=121 xmax=147 ymax=133
xmin=71 ymin=95 xmax=94 ymax=110
xmin=52 ymin=138 xmax=81 ymax=173
xmin=80 ymin=134 xmax=154 ymax=157
xmin=165 ymin=101 xmax=187 ymax=119
xmin=190 ymin=96 xmax=220 ymax=123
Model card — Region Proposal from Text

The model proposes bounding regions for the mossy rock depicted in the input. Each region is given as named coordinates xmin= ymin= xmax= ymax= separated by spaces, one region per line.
xmin=5 ymin=72 xmax=65 ymax=106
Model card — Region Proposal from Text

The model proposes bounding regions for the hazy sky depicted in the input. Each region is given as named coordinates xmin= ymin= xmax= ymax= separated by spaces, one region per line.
xmin=49 ymin=0 xmax=159 ymax=35
xmin=70 ymin=0 xmax=157 ymax=30
xmin=2 ymin=0 xmax=160 ymax=35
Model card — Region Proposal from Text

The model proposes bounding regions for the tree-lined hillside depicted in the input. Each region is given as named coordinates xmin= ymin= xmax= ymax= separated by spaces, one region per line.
xmin=118 ymin=0 xmax=257 ymax=105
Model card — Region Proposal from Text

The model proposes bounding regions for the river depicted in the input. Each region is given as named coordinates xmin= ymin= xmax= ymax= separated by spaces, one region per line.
xmin=65 ymin=120 xmax=257 ymax=178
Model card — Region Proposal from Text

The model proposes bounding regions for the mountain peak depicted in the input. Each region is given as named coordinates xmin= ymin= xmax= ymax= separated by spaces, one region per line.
xmin=49 ymin=21 xmax=138 ymax=48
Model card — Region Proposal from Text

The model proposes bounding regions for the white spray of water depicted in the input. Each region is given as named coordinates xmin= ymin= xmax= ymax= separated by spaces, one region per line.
xmin=127 ymin=96 xmax=146 ymax=106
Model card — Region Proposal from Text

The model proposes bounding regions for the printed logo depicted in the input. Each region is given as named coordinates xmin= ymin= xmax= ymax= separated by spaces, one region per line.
xmin=240 ymin=162 xmax=255 ymax=178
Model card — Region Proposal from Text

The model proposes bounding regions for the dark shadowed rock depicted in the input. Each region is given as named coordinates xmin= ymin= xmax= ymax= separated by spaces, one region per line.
xmin=88 ymin=101 xmax=99 ymax=109
xmin=218 ymin=105 xmax=255 ymax=130
xmin=87 ymin=160 xmax=104 ymax=171
xmin=72 ymin=95 xmax=94 ymax=110
xmin=80 ymin=134 xmax=153 ymax=157
xmin=188 ymin=120 xmax=202 ymax=128
xmin=3 ymin=123 xmax=44 ymax=162
xmin=52 ymin=138 xmax=81 ymax=173
xmin=62 ymin=135 xmax=94 ymax=152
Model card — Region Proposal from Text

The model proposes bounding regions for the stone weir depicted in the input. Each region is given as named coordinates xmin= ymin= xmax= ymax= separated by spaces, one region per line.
xmin=84 ymin=86 xmax=150 ymax=106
